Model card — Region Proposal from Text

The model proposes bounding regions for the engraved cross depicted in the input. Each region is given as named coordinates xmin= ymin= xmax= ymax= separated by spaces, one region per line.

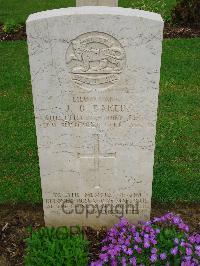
xmin=78 ymin=134 xmax=116 ymax=187
xmin=78 ymin=134 xmax=116 ymax=171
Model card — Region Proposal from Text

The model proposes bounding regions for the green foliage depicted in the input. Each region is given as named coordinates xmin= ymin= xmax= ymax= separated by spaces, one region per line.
xmin=155 ymin=227 xmax=184 ymax=265
xmin=171 ymin=0 xmax=200 ymax=26
xmin=2 ymin=19 xmax=21 ymax=34
xmin=25 ymin=226 xmax=89 ymax=266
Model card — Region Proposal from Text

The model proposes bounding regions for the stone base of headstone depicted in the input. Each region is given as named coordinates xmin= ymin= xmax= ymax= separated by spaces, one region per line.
xmin=77 ymin=0 xmax=118 ymax=7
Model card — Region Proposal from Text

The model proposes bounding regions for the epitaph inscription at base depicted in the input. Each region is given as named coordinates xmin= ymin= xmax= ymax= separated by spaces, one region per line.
xmin=26 ymin=7 xmax=163 ymax=228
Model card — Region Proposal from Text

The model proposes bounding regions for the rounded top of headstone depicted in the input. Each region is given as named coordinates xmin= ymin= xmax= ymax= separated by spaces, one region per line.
xmin=26 ymin=7 xmax=163 ymax=24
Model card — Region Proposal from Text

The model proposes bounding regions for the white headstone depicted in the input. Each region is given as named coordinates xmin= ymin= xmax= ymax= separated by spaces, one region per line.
xmin=77 ymin=0 xmax=118 ymax=6
xmin=26 ymin=7 xmax=163 ymax=228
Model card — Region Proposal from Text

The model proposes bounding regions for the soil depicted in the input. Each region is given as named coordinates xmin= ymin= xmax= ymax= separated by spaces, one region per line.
xmin=0 ymin=25 xmax=27 ymax=41
xmin=164 ymin=23 xmax=200 ymax=39
xmin=0 ymin=23 xmax=200 ymax=42
xmin=0 ymin=202 xmax=199 ymax=266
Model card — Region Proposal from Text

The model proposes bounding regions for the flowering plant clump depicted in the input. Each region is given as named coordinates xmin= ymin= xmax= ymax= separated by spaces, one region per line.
xmin=91 ymin=213 xmax=200 ymax=266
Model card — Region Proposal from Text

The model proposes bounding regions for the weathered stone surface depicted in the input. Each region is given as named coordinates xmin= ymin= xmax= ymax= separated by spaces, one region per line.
xmin=26 ymin=7 xmax=163 ymax=228
xmin=77 ymin=0 xmax=118 ymax=6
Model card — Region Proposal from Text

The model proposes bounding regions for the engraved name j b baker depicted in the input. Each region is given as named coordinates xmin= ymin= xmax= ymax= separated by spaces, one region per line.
xmin=66 ymin=32 xmax=126 ymax=91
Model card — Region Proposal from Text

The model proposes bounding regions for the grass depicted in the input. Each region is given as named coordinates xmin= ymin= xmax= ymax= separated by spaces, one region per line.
xmin=0 ymin=38 xmax=200 ymax=204
xmin=0 ymin=41 xmax=41 ymax=203
xmin=154 ymin=38 xmax=200 ymax=202
xmin=0 ymin=0 xmax=75 ymax=24
xmin=120 ymin=0 xmax=177 ymax=21
xmin=25 ymin=226 xmax=89 ymax=265
xmin=0 ymin=0 xmax=176 ymax=24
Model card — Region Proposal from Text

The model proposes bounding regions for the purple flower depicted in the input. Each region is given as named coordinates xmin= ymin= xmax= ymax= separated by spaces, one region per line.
xmin=90 ymin=261 xmax=103 ymax=266
xmin=130 ymin=257 xmax=137 ymax=266
xmin=188 ymin=235 xmax=196 ymax=244
xmin=134 ymin=236 xmax=142 ymax=243
xmin=119 ymin=218 xmax=129 ymax=227
xmin=144 ymin=221 xmax=152 ymax=226
xmin=102 ymin=237 xmax=108 ymax=243
xmin=108 ymin=248 xmax=118 ymax=257
xmin=155 ymin=228 xmax=160 ymax=234
xmin=160 ymin=252 xmax=167 ymax=260
xmin=101 ymin=246 xmax=108 ymax=251
xmin=121 ymin=245 xmax=127 ymax=253
xmin=144 ymin=241 xmax=150 ymax=248
xmin=150 ymin=254 xmax=157 ymax=263
xmin=126 ymin=248 xmax=133 ymax=255
xmin=143 ymin=225 xmax=152 ymax=233
xmin=195 ymin=245 xmax=200 ymax=251
xmin=195 ymin=234 xmax=200 ymax=244
xmin=109 ymin=228 xmax=118 ymax=237
xmin=151 ymin=248 xmax=157 ymax=254
xmin=111 ymin=260 xmax=117 ymax=266
xmin=121 ymin=257 xmax=126 ymax=266
xmin=153 ymin=217 xmax=161 ymax=222
xmin=121 ymin=227 xmax=127 ymax=233
xmin=114 ymin=245 xmax=121 ymax=253
xmin=184 ymin=255 xmax=192 ymax=261
xmin=135 ymin=246 xmax=142 ymax=253
xmin=171 ymin=246 xmax=178 ymax=256
xmin=174 ymin=238 xmax=179 ymax=244
xmin=99 ymin=253 xmax=108 ymax=262
xmin=111 ymin=238 xmax=117 ymax=244
xmin=151 ymin=239 xmax=157 ymax=245
xmin=179 ymin=223 xmax=189 ymax=232
xmin=195 ymin=245 xmax=200 ymax=256
xmin=181 ymin=262 xmax=191 ymax=266
xmin=125 ymin=239 xmax=131 ymax=246
xmin=181 ymin=241 xmax=186 ymax=247
xmin=118 ymin=237 xmax=125 ymax=245
xmin=163 ymin=212 xmax=173 ymax=220
xmin=186 ymin=247 xmax=193 ymax=256
xmin=181 ymin=257 xmax=196 ymax=266
xmin=131 ymin=225 xmax=136 ymax=233
xmin=172 ymin=216 xmax=181 ymax=224
xmin=193 ymin=258 xmax=200 ymax=264
xmin=134 ymin=232 xmax=142 ymax=243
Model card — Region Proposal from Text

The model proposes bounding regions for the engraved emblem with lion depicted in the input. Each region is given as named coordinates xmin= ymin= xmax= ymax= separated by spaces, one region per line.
xmin=66 ymin=32 xmax=126 ymax=91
